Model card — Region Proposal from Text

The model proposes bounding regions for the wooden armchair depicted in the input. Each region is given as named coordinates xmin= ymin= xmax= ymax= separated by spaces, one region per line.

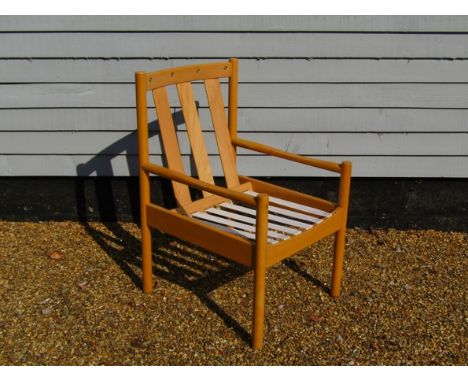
xmin=135 ymin=59 xmax=352 ymax=349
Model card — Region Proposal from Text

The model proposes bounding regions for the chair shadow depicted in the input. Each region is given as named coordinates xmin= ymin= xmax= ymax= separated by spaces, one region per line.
xmin=75 ymin=107 xmax=252 ymax=345
xmin=81 ymin=221 xmax=252 ymax=344
xmin=283 ymin=258 xmax=331 ymax=295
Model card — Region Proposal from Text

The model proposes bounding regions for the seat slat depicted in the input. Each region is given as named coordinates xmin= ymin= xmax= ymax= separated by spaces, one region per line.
xmin=177 ymin=81 xmax=215 ymax=197
xmin=193 ymin=218 xmax=257 ymax=241
xmin=240 ymin=191 xmax=323 ymax=224
xmin=192 ymin=211 xmax=289 ymax=241
xmin=220 ymin=202 xmax=313 ymax=230
xmin=246 ymin=190 xmax=332 ymax=218
xmin=152 ymin=87 xmax=192 ymax=206
xmin=192 ymin=213 xmax=278 ymax=244
xmin=204 ymin=78 xmax=240 ymax=189
xmin=269 ymin=205 xmax=323 ymax=224
xmin=205 ymin=207 xmax=301 ymax=235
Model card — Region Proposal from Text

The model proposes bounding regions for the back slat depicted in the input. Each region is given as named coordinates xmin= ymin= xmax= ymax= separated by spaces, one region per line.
xmin=177 ymin=81 xmax=214 ymax=197
xmin=152 ymin=87 xmax=192 ymax=206
xmin=204 ymin=78 xmax=240 ymax=188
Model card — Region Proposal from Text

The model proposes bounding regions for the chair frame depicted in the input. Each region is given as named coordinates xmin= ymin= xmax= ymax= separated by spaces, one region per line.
xmin=135 ymin=58 xmax=352 ymax=350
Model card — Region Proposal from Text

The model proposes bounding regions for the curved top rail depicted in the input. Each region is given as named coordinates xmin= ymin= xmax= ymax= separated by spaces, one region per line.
xmin=141 ymin=61 xmax=233 ymax=90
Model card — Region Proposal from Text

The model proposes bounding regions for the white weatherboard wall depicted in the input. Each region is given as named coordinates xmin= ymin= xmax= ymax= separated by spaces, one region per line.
xmin=0 ymin=16 xmax=467 ymax=177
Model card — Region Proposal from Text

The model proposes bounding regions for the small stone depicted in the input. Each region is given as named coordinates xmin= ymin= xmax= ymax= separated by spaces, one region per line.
xmin=130 ymin=339 xmax=144 ymax=349
xmin=77 ymin=281 xmax=88 ymax=290
xmin=308 ymin=314 xmax=324 ymax=323
xmin=48 ymin=251 xmax=63 ymax=260
xmin=0 ymin=222 xmax=465 ymax=365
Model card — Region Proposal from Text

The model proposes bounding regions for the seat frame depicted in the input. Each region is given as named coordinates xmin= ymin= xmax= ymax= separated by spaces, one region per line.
xmin=135 ymin=58 xmax=352 ymax=350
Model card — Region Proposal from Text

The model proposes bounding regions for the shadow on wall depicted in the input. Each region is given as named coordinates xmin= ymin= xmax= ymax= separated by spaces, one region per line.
xmin=76 ymin=121 xmax=152 ymax=223
xmin=75 ymin=111 xmax=179 ymax=222
xmin=74 ymin=105 xmax=207 ymax=221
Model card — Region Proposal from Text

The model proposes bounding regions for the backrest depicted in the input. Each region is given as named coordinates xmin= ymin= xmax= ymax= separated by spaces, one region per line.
xmin=135 ymin=59 xmax=240 ymax=207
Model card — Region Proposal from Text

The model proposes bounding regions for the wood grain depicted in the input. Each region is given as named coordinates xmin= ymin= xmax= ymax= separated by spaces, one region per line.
xmin=204 ymin=78 xmax=239 ymax=188
xmin=152 ymin=87 xmax=192 ymax=206
xmin=177 ymin=81 xmax=215 ymax=196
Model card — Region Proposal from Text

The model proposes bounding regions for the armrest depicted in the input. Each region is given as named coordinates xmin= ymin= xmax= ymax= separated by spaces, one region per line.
xmin=142 ymin=162 xmax=257 ymax=207
xmin=232 ymin=137 xmax=343 ymax=174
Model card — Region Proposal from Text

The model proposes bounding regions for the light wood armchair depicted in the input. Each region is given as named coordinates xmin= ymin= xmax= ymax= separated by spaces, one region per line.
xmin=135 ymin=58 xmax=352 ymax=349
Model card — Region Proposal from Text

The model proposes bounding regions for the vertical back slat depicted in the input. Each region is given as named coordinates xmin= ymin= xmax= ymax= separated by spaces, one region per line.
xmin=177 ymin=81 xmax=215 ymax=197
xmin=228 ymin=58 xmax=239 ymax=144
xmin=152 ymin=87 xmax=192 ymax=206
xmin=205 ymin=78 xmax=240 ymax=188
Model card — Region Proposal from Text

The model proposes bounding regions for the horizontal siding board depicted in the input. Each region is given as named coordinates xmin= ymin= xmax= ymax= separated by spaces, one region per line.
xmin=4 ymin=59 xmax=468 ymax=83
xmin=2 ymin=108 xmax=468 ymax=133
xmin=2 ymin=132 xmax=467 ymax=156
xmin=1 ymin=16 xmax=468 ymax=32
xmin=3 ymin=83 xmax=468 ymax=108
xmin=2 ymin=16 xmax=467 ymax=179
xmin=235 ymin=108 xmax=468 ymax=133
xmin=1 ymin=155 xmax=466 ymax=177
xmin=2 ymin=33 xmax=468 ymax=58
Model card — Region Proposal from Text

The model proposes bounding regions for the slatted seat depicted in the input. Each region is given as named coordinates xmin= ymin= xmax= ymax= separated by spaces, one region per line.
xmin=135 ymin=59 xmax=352 ymax=350
xmin=191 ymin=191 xmax=333 ymax=244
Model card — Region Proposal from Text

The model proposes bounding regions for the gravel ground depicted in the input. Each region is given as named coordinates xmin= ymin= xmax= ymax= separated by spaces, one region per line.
xmin=0 ymin=221 xmax=466 ymax=365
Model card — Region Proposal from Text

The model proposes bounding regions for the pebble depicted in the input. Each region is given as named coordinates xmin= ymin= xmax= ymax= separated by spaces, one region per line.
xmin=0 ymin=221 xmax=465 ymax=365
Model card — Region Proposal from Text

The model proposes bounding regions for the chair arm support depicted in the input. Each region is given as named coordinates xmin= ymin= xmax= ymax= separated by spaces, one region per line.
xmin=232 ymin=137 xmax=343 ymax=174
xmin=142 ymin=162 xmax=258 ymax=207
xmin=337 ymin=161 xmax=352 ymax=211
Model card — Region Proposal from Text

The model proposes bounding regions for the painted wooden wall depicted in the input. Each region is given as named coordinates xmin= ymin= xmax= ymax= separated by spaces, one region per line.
xmin=0 ymin=16 xmax=467 ymax=177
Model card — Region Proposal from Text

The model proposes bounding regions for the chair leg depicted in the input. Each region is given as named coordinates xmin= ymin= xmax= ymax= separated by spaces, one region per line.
xmin=252 ymin=254 xmax=266 ymax=350
xmin=139 ymin=165 xmax=153 ymax=293
xmin=141 ymin=223 xmax=153 ymax=293
xmin=331 ymin=228 xmax=346 ymax=297
xmin=252 ymin=193 xmax=268 ymax=350
xmin=332 ymin=161 xmax=351 ymax=298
